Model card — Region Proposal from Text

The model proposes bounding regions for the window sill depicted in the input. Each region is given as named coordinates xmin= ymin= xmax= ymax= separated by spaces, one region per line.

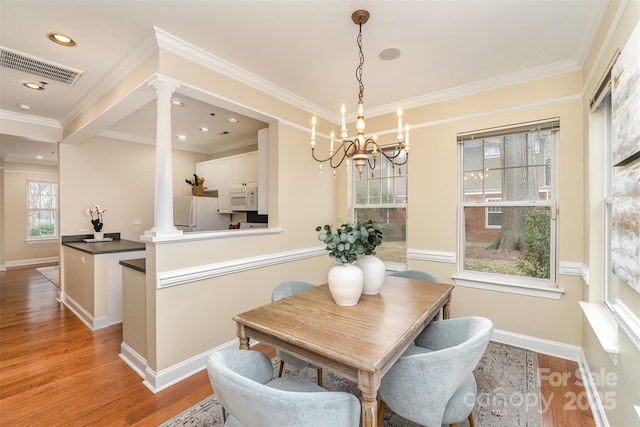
xmin=579 ymin=301 xmax=619 ymax=365
xmin=26 ymin=237 xmax=58 ymax=244
xmin=452 ymin=273 xmax=565 ymax=300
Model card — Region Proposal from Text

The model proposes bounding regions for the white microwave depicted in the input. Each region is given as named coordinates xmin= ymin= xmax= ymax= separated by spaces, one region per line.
xmin=229 ymin=187 xmax=258 ymax=211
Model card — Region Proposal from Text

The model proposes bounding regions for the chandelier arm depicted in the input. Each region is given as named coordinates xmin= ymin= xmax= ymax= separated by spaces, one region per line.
xmin=311 ymin=140 xmax=348 ymax=163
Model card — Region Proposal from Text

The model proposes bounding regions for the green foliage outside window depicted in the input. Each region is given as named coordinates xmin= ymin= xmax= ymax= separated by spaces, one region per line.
xmin=518 ymin=209 xmax=551 ymax=279
xmin=29 ymin=223 xmax=55 ymax=237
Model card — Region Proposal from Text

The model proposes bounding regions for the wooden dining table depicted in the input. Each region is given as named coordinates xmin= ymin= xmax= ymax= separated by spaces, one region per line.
xmin=233 ymin=275 xmax=454 ymax=427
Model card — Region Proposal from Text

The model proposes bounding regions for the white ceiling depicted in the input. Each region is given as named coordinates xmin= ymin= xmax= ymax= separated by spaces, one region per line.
xmin=0 ymin=0 xmax=608 ymax=165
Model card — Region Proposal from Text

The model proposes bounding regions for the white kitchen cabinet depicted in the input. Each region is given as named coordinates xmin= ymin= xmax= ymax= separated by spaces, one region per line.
xmin=196 ymin=158 xmax=230 ymax=192
xmin=231 ymin=151 xmax=258 ymax=187
xmin=195 ymin=150 xmax=260 ymax=213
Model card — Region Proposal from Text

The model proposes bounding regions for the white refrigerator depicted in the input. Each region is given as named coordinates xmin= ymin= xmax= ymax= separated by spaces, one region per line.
xmin=174 ymin=196 xmax=229 ymax=232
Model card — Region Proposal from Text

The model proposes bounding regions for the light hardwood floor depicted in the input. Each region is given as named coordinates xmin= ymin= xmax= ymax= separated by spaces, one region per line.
xmin=0 ymin=264 xmax=594 ymax=426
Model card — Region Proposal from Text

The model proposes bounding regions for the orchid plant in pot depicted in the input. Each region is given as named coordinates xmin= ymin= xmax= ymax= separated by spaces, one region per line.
xmin=86 ymin=204 xmax=107 ymax=239
xmin=316 ymin=220 xmax=366 ymax=306
xmin=354 ymin=219 xmax=386 ymax=295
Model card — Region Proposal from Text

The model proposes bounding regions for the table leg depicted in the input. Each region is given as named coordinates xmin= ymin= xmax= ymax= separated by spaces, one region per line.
xmin=358 ymin=370 xmax=381 ymax=427
xmin=236 ymin=323 xmax=250 ymax=350
xmin=443 ymin=297 xmax=451 ymax=320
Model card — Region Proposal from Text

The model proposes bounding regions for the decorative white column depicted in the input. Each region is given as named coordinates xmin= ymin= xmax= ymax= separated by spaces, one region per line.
xmin=145 ymin=76 xmax=182 ymax=238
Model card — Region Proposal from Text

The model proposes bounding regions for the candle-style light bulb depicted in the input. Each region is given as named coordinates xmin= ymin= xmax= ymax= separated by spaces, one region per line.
xmin=310 ymin=116 xmax=317 ymax=147
xmin=397 ymin=107 xmax=403 ymax=132
xmin=330 ymin=130 xmax=335 ymax=153
xmin=404 ymin=124 xmax=410 ymax=152
xmin=340 ymin=104 xmax=347 ymax=132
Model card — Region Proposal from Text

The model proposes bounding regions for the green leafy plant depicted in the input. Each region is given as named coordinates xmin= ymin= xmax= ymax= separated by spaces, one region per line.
xmin=86 ymin=204 xmax=106 ymax=232
xmin=316 ymin=220 xmax=366 ymax=264
xmin=357 ymin=219 xmax=384 ymax=255
xmin=185 ymin=173 xmax=204 ymax=187
xmin=517 ymin=209 xmax=551 ymax=279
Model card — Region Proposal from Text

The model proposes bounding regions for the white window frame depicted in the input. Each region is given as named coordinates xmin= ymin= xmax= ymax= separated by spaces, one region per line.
xmin=350 ymin=149 xmax=408 ymax=270
xmin=485 ymin=198 xmax=502 ymax=229
xmin=454 ymin=120 xmax=563 ymax=299
xmin=26 ymin=179 xmax=59 ymax=242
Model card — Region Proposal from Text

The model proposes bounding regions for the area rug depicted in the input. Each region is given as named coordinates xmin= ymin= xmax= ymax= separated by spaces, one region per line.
xmin=35 ymin=265 xmax=59 ymax=288
xmin=159 ymin=341 xmax=542 ymax=427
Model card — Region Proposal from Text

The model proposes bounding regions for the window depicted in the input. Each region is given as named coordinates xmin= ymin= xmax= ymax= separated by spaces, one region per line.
xmin=458 ymin=120 xmax=558 ymax=285
xmin=352 ymin=150 xmax=407 ymax=266
xmin=27 ymin=180 xmax=58 ymax=239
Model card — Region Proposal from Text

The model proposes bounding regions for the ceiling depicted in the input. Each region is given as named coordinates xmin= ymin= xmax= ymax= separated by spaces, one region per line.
xmin=0 ymin=0 xmax=608 ymax=165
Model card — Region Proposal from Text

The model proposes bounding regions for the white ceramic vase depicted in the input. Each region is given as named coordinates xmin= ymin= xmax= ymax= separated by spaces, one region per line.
xmin=327 ymin=263 xmax=364 ymax=306
xmin=93 ymin=232 xmax=104 ymax=240
xmin=356 ymin=255 xmax=386 ymax=295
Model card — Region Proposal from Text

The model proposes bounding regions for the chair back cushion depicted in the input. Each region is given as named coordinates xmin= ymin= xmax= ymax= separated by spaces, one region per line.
xmin=378 ymin=316 xmax=493 ymax=427
xmin=389 ymin=270 xmax=440 ymax=283
xmin=271 ymin=281 xmax=315 ymax=301
xmin=207 ymin=350 xmax=360 ymax=427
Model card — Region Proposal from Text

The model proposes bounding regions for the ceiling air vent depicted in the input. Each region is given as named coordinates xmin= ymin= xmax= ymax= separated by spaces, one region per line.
xmin=0 ymin=46 xmax=83 ymax=85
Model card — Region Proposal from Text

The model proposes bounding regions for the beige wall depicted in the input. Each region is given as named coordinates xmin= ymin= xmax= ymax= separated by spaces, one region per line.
xmin=580 ymin=2 xmax=640 ymax=426
xmin=2 ymin=161 xmax=59 ymax=264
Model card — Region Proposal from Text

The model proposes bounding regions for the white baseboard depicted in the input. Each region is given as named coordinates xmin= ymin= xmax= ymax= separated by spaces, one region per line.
xmin=120 ymin=343 xmax=147 ymax=379
xmin=578 ymin=349 xmax=610 ymax=427
xmin=492 ymin=328 xmax=582 ymax=361
xmin=5 ymin=256 xmax=59 ymax=268
xmin=142 ymin=339 xmax=239 ymax=394
xmin=60 ymin=292 xmax=110 ymax=331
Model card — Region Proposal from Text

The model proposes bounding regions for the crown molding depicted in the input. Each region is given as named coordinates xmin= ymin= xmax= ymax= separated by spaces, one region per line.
xmin=154 ymin=27 xmax=338 ymax=123
xmin=367 ymin=59 xmax=581 ymax=119
xmin=97 ymin=129 xmax=257 ymax=155
xmin=0 ymin=109 xmax=61 ymax=128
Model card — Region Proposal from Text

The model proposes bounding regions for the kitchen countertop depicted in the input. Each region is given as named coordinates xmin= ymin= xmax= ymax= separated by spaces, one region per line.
xmin=62 ymin=233 xmax=145 ymax=255
xmin=120 ymin=258 xmax=146 ymax=273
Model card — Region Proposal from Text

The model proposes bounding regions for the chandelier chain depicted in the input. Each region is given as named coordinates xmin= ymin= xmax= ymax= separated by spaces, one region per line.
xmin=356 ymin=23 xmax=365 ymax=103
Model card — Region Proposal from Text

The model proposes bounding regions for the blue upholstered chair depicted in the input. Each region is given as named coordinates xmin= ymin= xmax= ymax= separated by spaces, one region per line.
xmin=207 ymin=350 xmax=361 ymax=427
xmin=271 ymin=281 xmax=323 ymax=385
xmin=377 ymin=316 xmax=494 ymax=427
xmin=389 ymin=270 xmax=443 ymax=320
xmin=389 ymin=269 xmax=440 ymax=283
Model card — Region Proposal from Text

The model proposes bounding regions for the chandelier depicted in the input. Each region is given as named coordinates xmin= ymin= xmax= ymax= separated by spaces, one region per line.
xmin=310 ymin=10 xmax=409 ymax=176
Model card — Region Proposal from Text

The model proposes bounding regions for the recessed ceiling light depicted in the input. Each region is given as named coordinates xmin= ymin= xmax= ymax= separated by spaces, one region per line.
xmin=23 ymin=82 xmax=45 ymax=90
xmin=177 ymin=134 xmax=187 ymax=140
xmin=199 ymin=127 xmax=211 ymax=132
xmin=227 ymin=118 xmax=239 ymax=124
xmin=35 ymin=155 xmax=44 ymax=160
xmin=379 ymin=47 xmax=401 ymax=61
xmin=17 ymin=103 xmax=31 ymax=110
xmin=171 ymin=99 xmax=184 ymax=107
xmin=48 ymin=32 xmax=76 ymax=46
